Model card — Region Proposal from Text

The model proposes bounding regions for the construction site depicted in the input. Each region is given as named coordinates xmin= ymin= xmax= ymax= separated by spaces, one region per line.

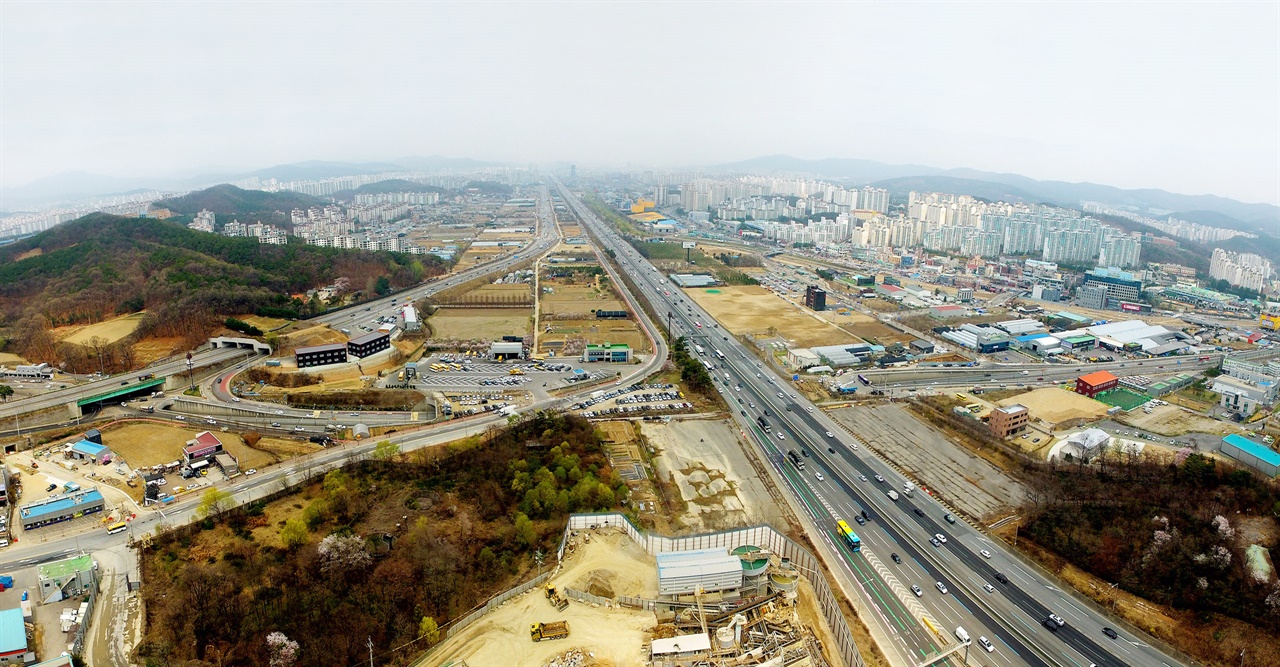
xmin=429 ymin=522 xmax=840 ymax=667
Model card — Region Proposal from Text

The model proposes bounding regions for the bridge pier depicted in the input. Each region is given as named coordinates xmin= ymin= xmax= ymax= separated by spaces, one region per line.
xmin=66 ymin=401 xmax=82 ymax=421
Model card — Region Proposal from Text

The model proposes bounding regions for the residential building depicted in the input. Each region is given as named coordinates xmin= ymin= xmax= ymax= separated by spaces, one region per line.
xmin=1210 ymin=248 xmax=1272 ymax=291
xmin=988 ymin=404 xmax=1030 ymax=438
xmin=804 ymin=285 xmax=826 ymax=311
xmin=1075 ymin=371 xmax=1118 ymax=398
xmin=295 ymin=343 xmax=347 ymax=368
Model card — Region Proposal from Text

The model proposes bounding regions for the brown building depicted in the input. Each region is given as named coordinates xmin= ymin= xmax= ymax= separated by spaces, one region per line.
xmin=1075 ymin=370 xmax=1119 ymax=398
xmin=989 ymin=404 xmax=1030 ymax=438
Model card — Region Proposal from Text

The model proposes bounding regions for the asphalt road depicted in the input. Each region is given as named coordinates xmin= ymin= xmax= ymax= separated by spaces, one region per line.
xmin=553 ymin=177 xmax=1184 ymax=667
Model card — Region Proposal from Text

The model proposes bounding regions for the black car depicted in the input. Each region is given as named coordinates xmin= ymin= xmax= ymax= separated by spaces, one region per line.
xmin=890 ymin=553 xmax=902 ymax=564
xmin=45 ymin=483 xmax=58 ymax=492
xmin=1043 ymin=618 xmax=1059 ymax=631
xmin=913 ymin=508 xmax=925 ymax=517
xmin=801 ymin=450 xmax=809 ymax=457
xmin=828 ymin=447 xmax=836 ymax=454
xmin=994 ymin=572 xmax=1009 ymax=584
xmin=1102 ymin=627 xmax=1118 ymax=639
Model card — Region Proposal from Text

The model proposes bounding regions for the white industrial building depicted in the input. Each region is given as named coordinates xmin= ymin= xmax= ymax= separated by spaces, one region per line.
xmin=656 ymin=548 xmax=743 ymax=596
xmin=489 ymin=341 xmax=523 ymax=360
xmin=995 ymin=319 xmax=1047 ymax=336
xmin=401 ymin=305 xmax=420 ymax=332
xmin=1059 ymin=429 xmax=1113 ymax=462
xmin=1082 ymin=319 xmax=1194 ymax=355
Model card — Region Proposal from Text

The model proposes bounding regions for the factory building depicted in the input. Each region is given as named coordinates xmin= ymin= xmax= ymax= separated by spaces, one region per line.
xmin=656 ymin=548 xmax=744 ymax=596
xmin=1220 ymin=434 xmax=1280 ymax=477
xmin=489 ymin=341 xmax=524 ymax=361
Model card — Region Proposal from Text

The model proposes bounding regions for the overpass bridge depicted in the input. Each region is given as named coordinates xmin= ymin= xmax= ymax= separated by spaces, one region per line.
xmin=75 ymin=378 xmax=166 ymax=407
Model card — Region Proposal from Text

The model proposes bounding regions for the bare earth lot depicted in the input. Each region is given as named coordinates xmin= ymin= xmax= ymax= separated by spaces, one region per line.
xmin=428 ymin=308 xmax=531 ymax=341
xmin=54 ymin=312 xmax=147 ymax=345
xmin=101 ymin=421 xmax=317 ymax=470
xmin=644 ymin=418 xmax=788 ymax=532
xmin=830 ymin=404 xmax=1027 ymax=521
xmin=998 ymin=387 xmax=1109 ymax=428
xmin=684 ymin=285 xmax=857 ymax=348
xmin=1116 ymin=403 xmax=1245 ymax=437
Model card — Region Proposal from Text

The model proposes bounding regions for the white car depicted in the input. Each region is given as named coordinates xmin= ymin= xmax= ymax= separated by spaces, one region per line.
xmin=825 ymin=431 xmax=834 ymax=438
xmin=874 ymin=474 xmax=884 ymax=483
xmin=271 ymin=422 xmax=281 ymax=428
xmin=814 ymin=472 xmax=824 ymax=481
xmin=275 ymin=409 xmax=285 ymax=415
xmin=776 ymin=433 xmax=785 ymax=440
xmin=174 ymin=415 xmax=186 ymax=421
xmin=980 ymin=549 xmax=992 ymax=559
xmin=805 ymin=406 xmax=814 ymax=413
xmin=978 ymin=636 xmax=994 ymax=653
xmin=935 ymin=581 xmax=949 ymax=595
xmin=910 ymin=584 xmax=923 ymax=597
xmin=294 ymin=426 xmax=305 ymax=432
xmin=935 ymin=533 xmax=947 ymax=544
xmin=245 ymin=469 xmax=257 ymax=475
xmin=231 ymin=397 xmax=241 ymax=402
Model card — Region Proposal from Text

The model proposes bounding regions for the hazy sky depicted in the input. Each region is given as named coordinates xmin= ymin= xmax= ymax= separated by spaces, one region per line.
xmin=3 ymin=2 xmax=1277 ymax=204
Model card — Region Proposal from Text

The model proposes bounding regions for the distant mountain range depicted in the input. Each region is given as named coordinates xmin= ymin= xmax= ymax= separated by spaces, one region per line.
xmin=0 ymin=156 xmax=504 ymax=212
xmin=708 ymin=155 xmax=1279 ymax=236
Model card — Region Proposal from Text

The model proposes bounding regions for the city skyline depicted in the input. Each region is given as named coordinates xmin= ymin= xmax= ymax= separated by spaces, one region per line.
xmin=2 ymin=2 xmax=1277 ymax=205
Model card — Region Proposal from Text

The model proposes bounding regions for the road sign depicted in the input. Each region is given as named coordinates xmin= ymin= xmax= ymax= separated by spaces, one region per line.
xmin=682 ymin=241 xmax=697 ymax=249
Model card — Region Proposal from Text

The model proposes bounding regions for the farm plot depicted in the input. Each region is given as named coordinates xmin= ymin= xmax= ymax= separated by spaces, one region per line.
xmin=55 ymin=312 xmax=147 ymax=346
xmin=683 ymin=285 xmax=858 ymax=348
xmin=428 ymin=308 xmax=531 ymax=341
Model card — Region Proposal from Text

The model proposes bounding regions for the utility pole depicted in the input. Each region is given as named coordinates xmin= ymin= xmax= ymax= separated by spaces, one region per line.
xmin=368 ymin=637 xmax=374 ymax=667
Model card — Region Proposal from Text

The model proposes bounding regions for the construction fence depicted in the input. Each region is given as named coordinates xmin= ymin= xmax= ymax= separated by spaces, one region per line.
xmin=561 ymin=513 xmax=865 ymax=667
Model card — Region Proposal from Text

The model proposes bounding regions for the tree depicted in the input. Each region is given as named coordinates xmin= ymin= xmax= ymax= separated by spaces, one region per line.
xmin=243 ymin=431 xmax=262 ymax=447
xmin=280 ymin=518 xmax=308 ymax=550
xmin=0 ymin=385 xmax=12 ymax=402
xmin=374 ymin=275 xmax=391 ymax=296
xmin=317 ymin=534 xmax=372 ymax=575
xmin=197 ymin=487 xmax=234 ymax=519
xmin=514 ymin=512 xmax=536 ymax=548
xmin=266 ymin=631 xmax=299 ymax=667
xmin=372 ymin=439 xmax=400 ymax=460
xmin=418 ymin=616 xmax=440 ymax=645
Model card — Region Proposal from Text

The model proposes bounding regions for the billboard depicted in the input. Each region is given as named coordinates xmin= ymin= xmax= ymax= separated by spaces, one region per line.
xmin=682 ymin=242 xmax=697 ymax=249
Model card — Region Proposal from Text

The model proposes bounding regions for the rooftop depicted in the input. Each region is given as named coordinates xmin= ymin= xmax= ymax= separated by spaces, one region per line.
xmin=1078 ymin=370 xmax=1118 ymax=386
xmin=20 ymin=489 xmax=104 ymax=520
xmin=0 ymin=608 xmax=24 ymax=655
xmin=348 ymin=330 xmax=389 ymax=346
xmin=1222 ymin=434 xmax=1280 ymax=468
xmin=996 ymin=404 xmax=1029 ymax=415
xmin=295 ymin=342 xmax=347 ymax=355
xmin=38 ymin=554 xmax=93 ymax=581
xmin=70 ymin=439 xmax=108 ymax=456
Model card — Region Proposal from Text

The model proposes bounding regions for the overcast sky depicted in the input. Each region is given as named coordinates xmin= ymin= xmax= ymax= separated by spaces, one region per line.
xmin=3 ymin=2 xmax=1277 ymax=204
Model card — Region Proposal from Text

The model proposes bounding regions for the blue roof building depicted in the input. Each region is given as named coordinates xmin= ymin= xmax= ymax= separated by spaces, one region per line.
xmin=19 ymin=489 xmax=106 ymax=530
xmin=69 ymin=439 xmax=111 ymax=464
xmin=1221 ymin=434 xmax=1280 ymax=477
xmin=0 ymin=608 xmax=27 ymax=662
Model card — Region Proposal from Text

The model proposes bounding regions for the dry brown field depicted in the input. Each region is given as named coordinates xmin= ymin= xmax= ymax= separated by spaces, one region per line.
xmin=683 ymin=285 xmax=857 ymax=348
xmin=428 ymin=308 xmax=531 ymax=341
xmin=55 ymin=312 xmax=147 ymax=345
xmin=101 ymin=421 xmax=315 ymax=470
xmin=997 ymin=388 xmax=1109 ymax=427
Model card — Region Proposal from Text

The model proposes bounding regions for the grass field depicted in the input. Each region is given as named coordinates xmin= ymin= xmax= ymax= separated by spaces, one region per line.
xmin=1094 ymin=388 xmax=1151 ymax=412
xmin=998 ymin=387 xmax=1109 ymax=426
xmin=428 ymin=308 xmax=531 ymax=341
xmin=0 ymin=353 xmax=28 ymax=365
xmin=101 ymin=421 xmax=316 ymax=470
xmin=683 ymin=285 xmax=857 ymax=348
xmin=538 ymin=319 xmax=649 ymax=354
xmin=55 ymin=312 xmax=147 ymax=346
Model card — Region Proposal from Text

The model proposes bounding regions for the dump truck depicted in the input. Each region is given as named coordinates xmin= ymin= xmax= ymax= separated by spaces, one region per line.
xmin=545 ymin=584 xmax=569 ymax=611
xmin=530 ymin=621 xmax=569 ymax=642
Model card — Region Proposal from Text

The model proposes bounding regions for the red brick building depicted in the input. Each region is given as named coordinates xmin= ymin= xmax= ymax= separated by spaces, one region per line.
xmin=988 ymin=404 xmax=1030 ymax=438
xmin=1075 ymin=370 xmax=1118 ymax=398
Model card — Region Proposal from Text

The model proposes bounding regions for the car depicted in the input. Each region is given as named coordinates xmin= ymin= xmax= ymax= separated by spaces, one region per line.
xmin=825 ymin=431 xmax=834 ymax=438
xmin=1047 ymin=613 xmax=1065 ymax=627
xmin=45 ymin=484 xmax=58 ymax=492
xmin=1043 ymin=618 xmax=1059 ymax=631
xmin=851 ymin=444 xmax=858 ymax=450
xmin=206 ymin=418 xmax=217 ymax=425
xmin=827 ymin=447 xmax=835 ymax=454
xmin=294 ymin=426 xmax=305 ymax=432
xmin=801 ymin=450 xmax=809 ymax=457
xmin=977 ymin=636 xmax=994 ymax=653
xmin=120 ymin=380 xmax=128 ymax=385
xmin=776 ymin=433 xmax=785 ymax=440
xmin=930 ymin=537 xmax=941 ymax=547
xmin=1102 ymin=627 xmax=1119 ymax=639
xmin=910 ymin=585 xmax=923 ymax=597
xmin=983 ymin=583 xmax=995 ymax=594
xmin=174 ymin=415 xmax=186 ymax=421
xmin=271 ymin=422 xmax=282 ymax=427
xmin=814 ymin=472 xmax=824 ymax=481
xmin=349 ymin=412 xmax=360 ymax=417
xmin=120 ymin=401 xmax=128 ymax=407
xmin=805 ymin=406 xmax=814 ymax=413
xmin=935 ymin=581 xmax=949 ymax=595
xmin=994 ymin=572 xmax=1008 ymax=584
xmin=275 ymin=409 xmax=284 ymax=415
xmin=874 ymin=474 xmax=884 ymax=483
xmin=859 ymin=475 xmax=867 ymax=482
xmin=913 ymin=507 xmax=925 ymax=517
xmin=980 ymin=549 xmax=992 ymax=559
xmin=890 ymin=553 xmax=902 ymax=564
xmin=245 ymin=469 xmax=257 ymax=475
xmin=944 ymin=513 xmax=956 ymax=524
xmin=231 ymin=397 xmax=241 ymax=402
xmin=777 ymin=392 xmax=784 ymax=398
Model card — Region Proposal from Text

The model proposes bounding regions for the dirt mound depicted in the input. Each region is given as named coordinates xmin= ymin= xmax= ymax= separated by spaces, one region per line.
xmin=581 ymin=568 xmax=617 ymax=598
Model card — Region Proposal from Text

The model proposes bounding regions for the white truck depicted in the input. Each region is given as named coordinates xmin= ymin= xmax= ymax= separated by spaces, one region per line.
xmin=955 ymin=627 xmax=970 ymax=644
xmin=887 ymin=490 xmax=900 ymax=501
xmin=902 ymin=482 xmax=915 ymax=497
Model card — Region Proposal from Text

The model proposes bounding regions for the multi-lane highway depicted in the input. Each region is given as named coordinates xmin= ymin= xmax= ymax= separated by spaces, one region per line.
xmin=554 ymin=177 xmax=1184 ymax=667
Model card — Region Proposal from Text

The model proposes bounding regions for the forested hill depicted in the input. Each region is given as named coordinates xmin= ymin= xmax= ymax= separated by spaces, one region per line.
xmin=154 ymin=184 xmax=327 ymax=226
xmin=0 ymin=213 xmax=443 ymax=327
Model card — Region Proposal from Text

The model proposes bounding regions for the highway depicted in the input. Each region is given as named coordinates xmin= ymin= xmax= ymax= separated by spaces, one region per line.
xmin=553 ymin=177 xmax=1184 ymax=667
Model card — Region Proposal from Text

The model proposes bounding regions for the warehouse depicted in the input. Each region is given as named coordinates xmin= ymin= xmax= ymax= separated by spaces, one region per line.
xmin=1075 ymin=371 xmax=1119 ymax=398
xmin=930 ymin=304 xmax=965 ymax=318
xmin=656 ymin=548 xmax=743 ymax=596
xmin=401 ymin=305 xmax=420 ymax=332
xmin=347 ymin=331 xmax=391 ymax=358
xmin=0 ymin=608 xmax=26 ymax=664
xmin=1220 ymin=434 xmax=1280 ymax=477
xmin=810 ymin=343 xmax=873 ymax=367
xmin=995 ymin=319 xmax=1047 ymax=336
xmin=68 ymin=439 xmax=112 ymax=464
xmin=19 ymin=489 xmax=105 ymax=530
xmin=670 ymin=274 xmax=718 ymax=288
xmin=910 ymin=339 xmax=935 ymax=354
xmin=295 ymin=342 xmax=347 ymax=368
xmin=489 ymin=341 xmax=524 ymax=361
xmin=582 ymin=344 xmax=632 ymax=363
xmin=595 ymin=310 xmax=628 ymax=319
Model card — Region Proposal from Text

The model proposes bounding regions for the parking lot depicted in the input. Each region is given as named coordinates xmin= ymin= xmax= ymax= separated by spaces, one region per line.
xmin=570 ymin=383 xmax=694 ymax=418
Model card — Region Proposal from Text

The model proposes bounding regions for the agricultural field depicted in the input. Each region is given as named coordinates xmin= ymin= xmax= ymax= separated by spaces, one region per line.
xmin=101 ymin=421 xmax=316 ymax=470
xmin=838 ymin=314 xmax=915 ymax=346
xmin=538 ymin=276 xmax=649 ymax=355
xmin=428 ymin=308 xmax=531 ymax=342
xmin=131 ymin=337 xmax=185 ymax=365
xmin=997 ymin=388 xmax=1109 ymax=427
xmin=683 ymin=285 xmax=858 ymax=348
xmin=54 ymin=312 xmax=147 ymax=346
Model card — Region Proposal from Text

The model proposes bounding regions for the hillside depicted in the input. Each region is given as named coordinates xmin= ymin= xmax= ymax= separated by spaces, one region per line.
xmin=0 ymin=214 xmax=443 ymax=369
xmin=154 ymin=184 xmax=327 ymax=227
xmin=333 ymin=179 xmax=450 ymax=199
xmin=868 ymin=175 xmax=1044 ymax=204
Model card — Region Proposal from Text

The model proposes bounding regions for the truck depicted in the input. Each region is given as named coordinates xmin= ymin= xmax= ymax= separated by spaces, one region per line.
xmin=887 ymin=490 xmax=900 ymax=501
xmin=530 ymin=621 xmax=570 ymax=642
xmin=971 ymin=386 xmax=985 ymax=394
xmin=902 ymin=483 xmax=914 ymax=497
xmin=756 ymin=416 xmax=771 ymax=432
xmin=545 ymin=584 xmax=569 ymax=611
xmin=694 ymin=345 xmax=704 ymax=355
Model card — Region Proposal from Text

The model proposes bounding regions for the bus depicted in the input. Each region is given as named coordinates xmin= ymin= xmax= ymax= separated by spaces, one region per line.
xmin=107 ymin=522 xmax=127 ymax=535
xmin=757 ymin=416 xmax=771 ymax=432
xmin=701 ymin=360 xmax=714 ymax=371
xmin=836 ymin=520 xmax=862 ymax=552
xmin=713 ymin=349 xmax=725 ymax=360
xmin=787 ymin=450 xmax=806 ymax=470
xmin=858 ymin=374 xmax=870 ymax=385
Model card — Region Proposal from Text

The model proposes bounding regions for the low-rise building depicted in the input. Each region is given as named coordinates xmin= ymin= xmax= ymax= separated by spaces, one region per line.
xmin=184 ymin=431 xmax=224 ymax=461
xmin=0 ymin=608 xmax=27 ymax=664
xmin=582 ymin=344 xmax=631 ymax=363
xmin=38 ymin=554 xmax=96 ymax=603
xmin=930 ymin=305 xmax=965 ymax=318
xmin=1211 ymin=375 xmax=1277 ymax=416
xmin=19 ymin=489 xmax=105 ymax=530
xmin=347 ymin=331 xmax=390 ymax=358
xmin=69 ymin=439 xmax=112 ymax=464
xmin=489 ymin=341 xmax=523 ymax=360
xmin=1220 ymin=434 xmax=1280 ymax=477
xmin=1075 ymin=371 xmax=1118 ymax=398
xmin=988 ymin=404 xmax=1029 ymax=438
xmin=295 ymin=343 xmax=347 ymax=368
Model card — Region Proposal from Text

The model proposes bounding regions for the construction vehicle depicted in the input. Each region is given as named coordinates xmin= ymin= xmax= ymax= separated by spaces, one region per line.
xmin=530 ymin=621 xmax=569 ymax=642
xmin=545 ymin=584 xmax=569 ymax=611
